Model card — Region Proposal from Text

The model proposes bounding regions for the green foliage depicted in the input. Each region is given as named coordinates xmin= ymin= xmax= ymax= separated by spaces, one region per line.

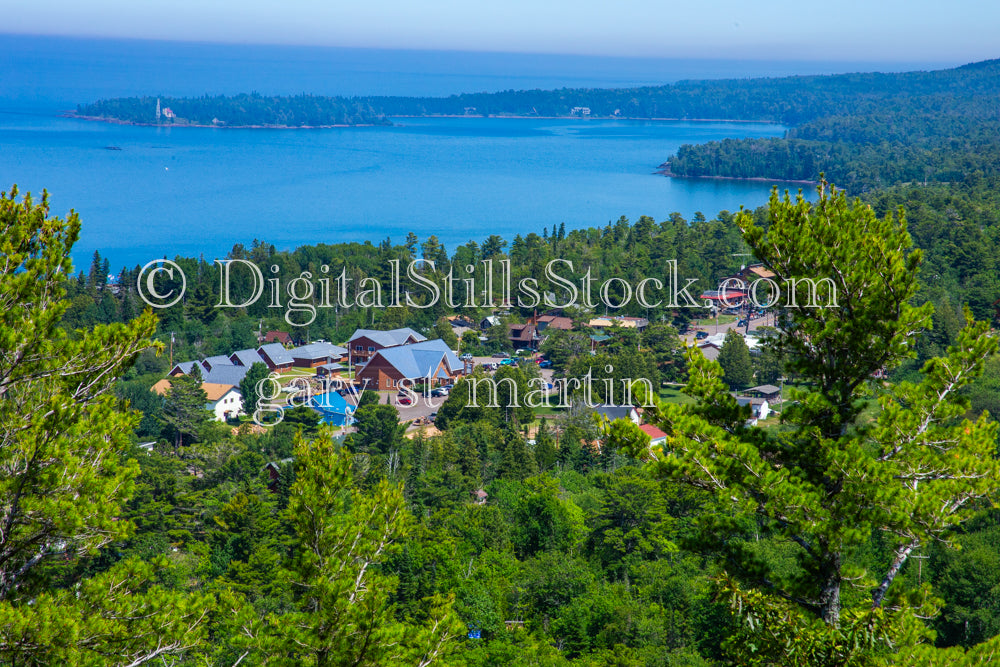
xmin=273 ymin=428 xmax=461 ymax=665
xmin=716 ymin=328 xmax=754 ymax=390
xmin=239 ymin=361 xmax=271 ymax=418
xmin=625 ymin=183 xmax=1000 ymax=640
xmin=161 ymin=370 xmax=211 ymax=448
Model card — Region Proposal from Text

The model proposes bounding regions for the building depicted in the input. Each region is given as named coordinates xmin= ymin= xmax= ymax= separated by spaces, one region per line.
xmin=168 ymin=359 xmax=250 ymax=385
xmin=593 ymin=404 xmax=641 ymax=426
xmin=201 ymin=355 xmax=233 ymax=373
xmin=290 ymin=342 xmax=348 ymax=369
xmin=587 ymin=316 xmax=649 ymax=331
xmin=508 ymin=323 xmax=538 ymax=350
xmin=258 ymin=342 xmax=295 ymax=372
xmin=639 ymin=424 xmax=668 ymax=447
xmin=348 ymin=327 xmax=426 ymax=364
xmin=735 ymin=396 xmax=771 ymax=425
xmin=746 ymin=384 xmax=782 ymax=402
xmin=151 ymin=379 xmax=243 ymax=422
xmin=230 ymin=348 xmax=267 ymax=368
xmin=355 ymin=339 xmax=463 ymax=391
xmin=263 ymin=330 xmax=294 ymax=346
xmin=535 ymin=315 xmax=574 ymax=332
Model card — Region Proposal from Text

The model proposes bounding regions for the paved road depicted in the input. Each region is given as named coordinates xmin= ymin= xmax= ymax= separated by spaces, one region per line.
xmin=681 ymin=312 xmax=777 ymax=346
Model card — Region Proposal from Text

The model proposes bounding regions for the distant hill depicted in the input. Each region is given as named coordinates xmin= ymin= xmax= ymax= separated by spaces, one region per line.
xmin=74 ymin=93 xmax=390 ymax=127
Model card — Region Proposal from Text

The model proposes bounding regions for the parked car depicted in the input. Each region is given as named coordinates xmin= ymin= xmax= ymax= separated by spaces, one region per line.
xmin=500 ymin=358 xmax=515 ymax=366
xmin=396 ymin=394 xmax=413 ymax=406
xmin=431 ymin=386 xmax=450 ymax=397
xmin=538 ymin=360 xmax=553 ymax=369
xmin=695 ymin=331 xmax=709 ymax=340
xmin=460 ymin=352 xmax=473 ymax=360
xmin=737 ymin=319 xmax=748 ymax=328
xmin=491 ymin=352 xmax=510 ymax=359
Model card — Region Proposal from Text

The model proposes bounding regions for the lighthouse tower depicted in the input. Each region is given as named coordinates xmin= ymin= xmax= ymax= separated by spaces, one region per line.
xmin=156 ymin=98 xmax=161 ymax=122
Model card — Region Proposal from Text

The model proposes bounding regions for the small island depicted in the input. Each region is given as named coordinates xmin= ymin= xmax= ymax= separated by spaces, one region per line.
xmin=72 ymin=93 xmax=391 ymax=128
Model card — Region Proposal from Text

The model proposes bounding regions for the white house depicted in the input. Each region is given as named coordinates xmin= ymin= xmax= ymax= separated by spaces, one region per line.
xmin=735 ymin=396 xmax=770 ymax=425
xmin=152 ymin=379 xmax=244 ymax=422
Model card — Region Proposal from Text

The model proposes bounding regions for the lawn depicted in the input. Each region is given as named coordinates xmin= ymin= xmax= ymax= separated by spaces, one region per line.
xmin=659 ymin=385 xmax=695 ymax=406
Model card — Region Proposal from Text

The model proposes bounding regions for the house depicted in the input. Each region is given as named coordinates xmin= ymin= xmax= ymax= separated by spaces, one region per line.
xmin=258 ymin=342 xmax=295 ymax=372
xmin=169 ymin=361 xmax=199 ymax=376
xmin=480 ymin=315 xmax=502 ymax=330
xmin=593 ymin=404 xmax=641 ymax=426
xmin=735 ymin=396 xmax=771 ymax=425
xmin=472 ymin=489 xmax=488 ymax=505
xmin=162 ymin=107 xmax=175 ymax=119
xmin=201 ymin=355 xmax=234 ymax=373
xmin=587 ymin=316 xmax=649 ymax=331
xmin=230 ymin=348 xmax=267 ymax=368
xmin=151 ymin=379 xmax=244 ymax=422
xmin=355 ymin=339 xmax=463 ymax=391
xmin=348 ymin=327 xmax=426 ymax=363
xmin=168 ymin=359 xmax=250 ymax=385
xmin=535 ymin=315 xmax=573 ymax=332
xmin=639 ymin=424 xmax=668 ymax=447
xmin=508 ymin=323 xmax=538 ymax=350
xmin=290 ymin=342 xmax=348 ymax=368
xmin=263 ymin=330 xmax=294 ymax=346
xmin=697 ymin=342 xmax=721 ymax=362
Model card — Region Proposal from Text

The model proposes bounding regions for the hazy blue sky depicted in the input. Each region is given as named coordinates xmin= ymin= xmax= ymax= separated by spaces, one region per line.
xmin=5 ymin=0 xmax=998 ymax=61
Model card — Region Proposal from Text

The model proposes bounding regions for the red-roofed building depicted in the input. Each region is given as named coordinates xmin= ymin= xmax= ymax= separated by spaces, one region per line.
xmin=639 ymin=424 xmax=667 ymax=447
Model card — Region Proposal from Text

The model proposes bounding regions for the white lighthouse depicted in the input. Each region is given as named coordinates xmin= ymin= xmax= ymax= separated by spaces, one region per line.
xmin=156 ymin=98 xmax=161 ymax=122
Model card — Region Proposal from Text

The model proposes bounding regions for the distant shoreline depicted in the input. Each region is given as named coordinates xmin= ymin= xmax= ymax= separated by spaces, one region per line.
xmin=392 ymin=113 xmax=783 ymax=124
xmin=65 ymin=111 xmax=783 ymax=128
xmin=62 ymin=113 xmax=379 ymax=129
xmin=656 ymin=163 xmax=817 ymax=186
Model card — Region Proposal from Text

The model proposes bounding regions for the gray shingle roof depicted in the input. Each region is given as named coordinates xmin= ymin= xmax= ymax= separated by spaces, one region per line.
xmin=171 ymin=361 xmax=198 ymax=375
xmin=230 ymin=348 xmax=267 ymax=367
xmin=348 ymin=327 xmax=426 ymax=348
xmin=202 ymin=355 xmax=234 ymax=371
xmin=202 ymin=364 xmax=250 ymax=386
xmin=291 ymin=342 xmax=348 ymax=361
xmin=258 ymin=343 xmax=294 ymax=366
xmin=593 ymin=405 xmax=637 ymax=421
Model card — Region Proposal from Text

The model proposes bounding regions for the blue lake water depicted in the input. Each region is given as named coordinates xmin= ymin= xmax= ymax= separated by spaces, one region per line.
xmin=1 ymin=113 xmax=807 ymax=269
xmin=0 ymin=35 xmax=918 ymax=271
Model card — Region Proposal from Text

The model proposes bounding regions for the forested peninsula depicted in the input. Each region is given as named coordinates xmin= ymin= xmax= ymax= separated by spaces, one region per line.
xmin=73 ymin=93 xmax=390 ymax=127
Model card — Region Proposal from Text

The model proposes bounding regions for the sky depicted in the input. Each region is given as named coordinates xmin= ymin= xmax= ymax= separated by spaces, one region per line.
xmin=4 ymin=0 xmax=999 ymax=62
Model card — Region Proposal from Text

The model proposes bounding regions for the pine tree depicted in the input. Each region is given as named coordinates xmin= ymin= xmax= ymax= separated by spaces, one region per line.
xmin=716 ymin=328 xmax=753 ymax=390
xmin=239 ymin=361 xmax=271 ymax=419
xmin=276 ymin=429 xmax=460 ymax=665
xmin=625 ymin=182 xmax=1000 ymax=656
xmin=162 ymin=367 xmax=210 ymax=449
xmin=0 ymin=186 xmax=222 ymax=663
